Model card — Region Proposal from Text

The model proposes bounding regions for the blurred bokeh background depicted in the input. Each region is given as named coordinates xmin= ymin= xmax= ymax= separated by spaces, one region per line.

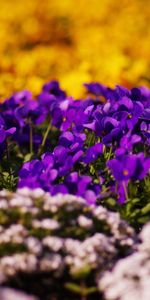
xmin=0 ymin=0 xmax=150 ymax=99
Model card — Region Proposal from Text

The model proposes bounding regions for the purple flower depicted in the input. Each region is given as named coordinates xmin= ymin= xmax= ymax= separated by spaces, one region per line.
xmin=42 ymin=152 xmax=54 ymax=169
xmin=113 ymin=97 xmax=144 ymax=130
xmin=59 ymin=131 xmax=86 ymax=153
xmin=19 ymin=160 xmax=43 ymax=178
xmin=42 ymin=80 xmax=66 ymax=100
xmin=82 ymin=143 xmax=103 ymax=163
xmin=18 ymin=154 xmax=58 ymax=191
xmin=51 ymin=183 xmax=69 ymax=195
xmin=0 ymin=127 xmax=16 ymax=144
xmin=94 ymin=111 xmax=119 ymax=136
xmin=0 ymin=91 xmax=32 ymax=129
xmin=84 ymin=82 xmax=108 ymax=97
xmin=115 ymin=85 xmax=130 ymax=98
xmin=58 ymin=155 xmax=73 ymax=176
xmin=132 ymin=153 xmax=150 ymax=180
xmin=53 ymin=146 xmax=68 ymax=164
xmin=107 ymin=153 xmax=150 ymax=202
xmin=15 ymin=101 xmax=43 ymax=127
xmin=65 ymin=172 xmax=98 ymax=204
xmin=115 ymin=132 xmax=141 ymax=155
xmin=141 ymin=121 xmax=150 ymax=144
xmin=131 ymin=87 xmax=150 ymax=107
xmin=108 ymin=153 xmax=150 ymax=182
xmin=50 ymin=98 xmax=77 ymax=130
xmin=0 ymin=115 xmax=16 ymax=143
xmin=107 ymin=155 xmax=137 ymax=182
xmin=91 ymin=111 xmax=123 ymax=144
xmin=117 ymin=182 xmax=128 ymax=204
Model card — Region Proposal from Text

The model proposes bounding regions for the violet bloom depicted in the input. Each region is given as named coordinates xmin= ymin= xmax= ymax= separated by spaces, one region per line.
xmin=54 ymin=147 xmax=82 ymax=176
xmin=51 ymin=183 xmax=69 ymax=195
xmin=65 ymin=172 xmax=98 ymax=204
xmin=53 ymin=146 xmax=73 ymax=176
xmin=50 ymin=98 xmax=77 ymax=130
xmin=53 ymin=99 xmax=93 ymax=132
xmin=91 ymin=110 xmax=122 ymax=144
xmin=0 ymin=91 xmax=32 ymax=128
xmin=73 ymin=100 xmax=96 ymax=132
xmin=117 ymin=182 xmax=128 ymax=204
xmin=19 ymin=159 xmax=43 ymax=179
xmin=18 ymin=154 xmax=58 ymax=191
xmin=84 ymin=82 xmax=117 ymax=101
xmin=113 ymin=96 xmax=144 ymax=130
xmin=94 ymin=111 xmax=117 ymax=135
xmin=38 ymin=81 xmax=67 ymax=127
xmin=115 ymin=85 xmax=130 ymax=98
xmin=132 ymin=153 xmax=150 ymax=180
xmin=15 ymin=100 xmax=43 ymax=127
xmin=59 ymin=99 xmax=77 ymax=131
xmin=82 ymin=143 xmax=103 ymax=164
xmin=0 ymin=90 xmax=32 ymax=112
xmin=107 ymin=155 xmax=137 ymax=182
xmin=107 ymin=153 xmax=150 ymax=203
xmin=53 ymin=145 xmax=68 ymax=164
xmin=107 ymin=153 xmax=150 ymax=182
xmin=131 ymin=87 xmax=150 ymax=108
xmin=42 ymin=80 xmax=66 ymax=100
xmin=0 ymin=115 xmax=16 ymax=144
xmin=141 ymin=122 xmax=150 ymax=144
xmin=84 ymin=82 xmax=108 ymax=97
xmin=0 ymin=126 xmax=16 ymax=143
xmin=59 ymin=131 xmax=86 ymax=153
xmin=115 ymin=132 xmax=141 ymax=155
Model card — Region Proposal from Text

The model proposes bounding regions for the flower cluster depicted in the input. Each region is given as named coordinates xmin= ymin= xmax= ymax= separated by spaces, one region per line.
xmin=0 ymin=188 xmax=136 ymax=299
xmin=0 ymin=0 xmax=150 ymax=98
xmin=99 ymin=222 xmax=150 ymax=300
xmin=0 ymin=288 xmax=36 ymax=300
xmin=0 ymin=80 xmax=149 ymax=206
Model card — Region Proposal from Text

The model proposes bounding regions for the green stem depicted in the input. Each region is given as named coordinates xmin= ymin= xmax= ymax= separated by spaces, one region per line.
xmin=6 ymin=138 xmax=11 ymax=177
xmin=115 ymin=181 xmax=118 ymax=194
xmin=123 ymin=181 xmax=129 ymax=201
xmin=80 ymin=280 xmax=87 ymax=300
xmin=29 ymin=117 xmax=33 ymax=154
xmin=38 ymin=122 xmax=51 ymax=156
xmin=107 ymin=147 xmax=112 ymax=160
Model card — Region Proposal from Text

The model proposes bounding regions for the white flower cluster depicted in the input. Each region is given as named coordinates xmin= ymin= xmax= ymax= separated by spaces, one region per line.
xmin=0 ymin=287 xmax=37 ymax=300
xmin=92 ymin=206 xmax=135 ymax=247
xmin=99 ymin=222 xmax=150 ymax=300
xmin=32 ymin=219 xmax=60 ymax=230
xmin=0 ymin=188 xmax=136 ymax=298
xmin=0 ymin=224 xmax=27 ymax=244
xmin=0 ymin=253 xmax=37 ymax=281
xmin=65 ymin=233 xmax=116 ymax=275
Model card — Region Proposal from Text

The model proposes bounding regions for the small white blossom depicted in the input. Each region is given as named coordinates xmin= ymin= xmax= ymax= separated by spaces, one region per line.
xmin=77 ymin=215 xmax=93 ymax=228
xmin=42 ymin=236 xmax=63 ymax=252
xmin=32 ymin=219 xmax=60 ymax=230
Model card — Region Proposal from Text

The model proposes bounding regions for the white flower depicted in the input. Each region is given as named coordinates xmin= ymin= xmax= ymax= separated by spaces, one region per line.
xmin=77 ymin=215 xmax=93 ymax=228
xmin=32 ymin=219 xmax=60 ymax=230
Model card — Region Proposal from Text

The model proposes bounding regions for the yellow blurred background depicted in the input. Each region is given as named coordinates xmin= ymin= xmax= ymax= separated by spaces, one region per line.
xmin=0 ymin=0 xmax=150 ymax=99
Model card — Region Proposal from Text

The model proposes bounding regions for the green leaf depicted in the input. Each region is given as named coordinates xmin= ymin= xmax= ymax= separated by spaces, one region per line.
xmin=86 ymin=287 xmax=98 ymax=294
xmin=130 ymin=209 xmax=140 ymax=218
xmin=72 ymin=265 xmax=91 ymax=279
xmin=131 ymin=198 xmax=141 ymax=204
xmin=65 ymin=283 xmax=82 ymax=294
xmin=24 ymin=153 xmax=33 ymax=162
xmin=138 ymin=216 xmax=150 ymax=224
xmin=106 ymin=198 xmax=116 ymax=207
xmin=141 ymin=203 xmax=150 ymax=214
